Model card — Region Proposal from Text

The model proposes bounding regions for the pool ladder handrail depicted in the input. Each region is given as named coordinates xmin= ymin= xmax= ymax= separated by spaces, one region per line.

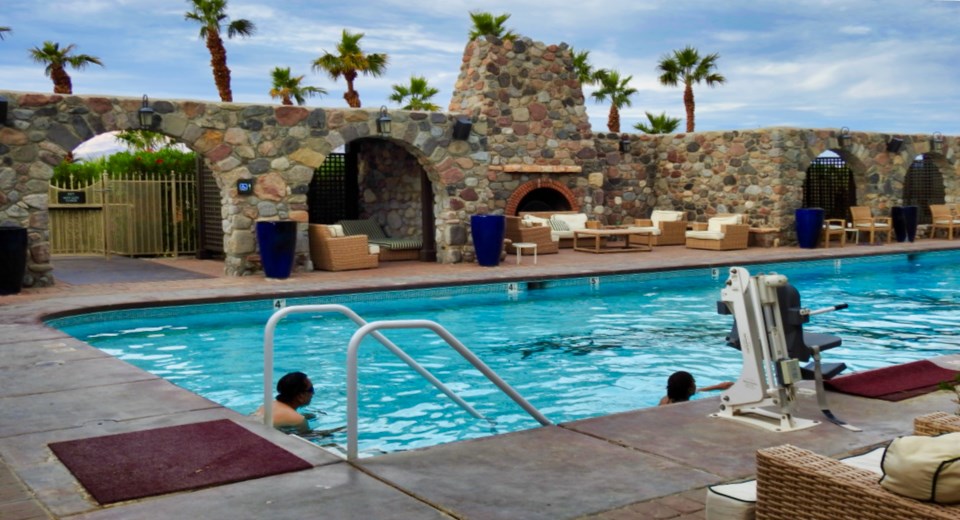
xmin=347 ymin=319 xmax=552 ymax=460
xmin=262 ymin=305 xmax=551 ymax=460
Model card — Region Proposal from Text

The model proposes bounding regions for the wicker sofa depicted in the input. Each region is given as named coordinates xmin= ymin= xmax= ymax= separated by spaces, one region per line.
xmin=338 ymin=218 xmax=422 ymax=261
xmin=308 ymin=224 xmax=378 ymax=272
xmin=754 ymin=412 xmax=960 ymax=520
xmin=518 ymin=211 xmax=595 ymax=248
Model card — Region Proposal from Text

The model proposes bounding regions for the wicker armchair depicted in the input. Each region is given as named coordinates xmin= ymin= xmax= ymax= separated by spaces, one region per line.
xmin=685 ymin=214 xmax=750 ymax=250
xmin=632 ymin=210 xmax=687 ymax=246
xmin=504 ymin=216 xmax=559 ymax=255
xmin=309 ymin=224 xmax=379 ymax=272
xmin=755 ymin=413 xmax=960 ymax=520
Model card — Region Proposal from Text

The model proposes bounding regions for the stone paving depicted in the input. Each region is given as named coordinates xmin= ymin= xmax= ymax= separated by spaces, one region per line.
xmin=2 ymin=241 xmax=959 ymax=519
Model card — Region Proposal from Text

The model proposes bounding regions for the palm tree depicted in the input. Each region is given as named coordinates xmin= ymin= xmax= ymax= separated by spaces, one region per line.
xmin=0 ymin=26 xmax=11 ymax=40
xmin=467 ymin=11 xmax=517 ymax=41
xmin=269 ymin=67 xmax=325 ymax=106
xmin=571 ymin=48 xmax=596 ymax=87
xmin=312 ymin=29 xmax=388 ymax=108
xmin=591 ymin=70 xmax=637 ymax=133
xmin=184 ymin=0 xmax=256 ymax=102
xmin=389 ymin=76 xmax=440 ymax=111
xmin=28 ymin=41 xmax=103 ymax=94
xmin=657 ymin=46 xmax=726 ymax=132
xmin=634 ymin=111 xmax=682 ymax=134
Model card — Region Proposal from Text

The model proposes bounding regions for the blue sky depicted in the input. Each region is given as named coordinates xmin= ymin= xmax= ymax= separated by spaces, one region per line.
xmin=2 ymin=0 xmax=959 ymax=135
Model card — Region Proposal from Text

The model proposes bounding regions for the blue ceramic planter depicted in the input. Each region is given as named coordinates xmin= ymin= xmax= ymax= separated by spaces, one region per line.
xmin=795 ymin=208 xmax=824 ymax=249
xmin=0 ymin=226 xmax=27 ymax=295
xmin=471 ymin=215 xmax=505 ymax=267
xmin=256 ymin=220 xmax=297 ymax=279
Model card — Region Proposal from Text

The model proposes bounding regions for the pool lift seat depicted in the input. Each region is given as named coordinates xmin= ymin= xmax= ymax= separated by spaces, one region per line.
xmin=712 ymin=267 xmax=856 ymax=433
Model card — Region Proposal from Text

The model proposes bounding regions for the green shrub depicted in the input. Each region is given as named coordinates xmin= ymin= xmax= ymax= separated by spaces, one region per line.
xmin=54 ymin=149 xmax=197 ymax=185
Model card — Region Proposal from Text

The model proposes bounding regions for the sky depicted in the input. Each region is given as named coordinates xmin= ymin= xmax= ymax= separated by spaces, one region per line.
xmin=2 ymin=0 xmax=959 ymax=136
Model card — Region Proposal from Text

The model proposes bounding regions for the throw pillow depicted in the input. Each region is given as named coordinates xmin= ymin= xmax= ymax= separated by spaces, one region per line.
xmin=328 ymin=225 xmax=345 ymax=237
xmin=880 ymin=432 xmax=960 ymax=504
xmin=549 ymin=219 xmax=570 ymax=232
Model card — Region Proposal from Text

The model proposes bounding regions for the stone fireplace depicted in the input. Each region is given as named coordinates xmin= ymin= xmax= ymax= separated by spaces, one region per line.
xmin=504 ymin=179 xmax=579 ymax=215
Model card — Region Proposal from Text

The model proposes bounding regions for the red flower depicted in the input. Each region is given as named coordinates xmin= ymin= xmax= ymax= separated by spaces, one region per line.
xmin=156 ymin=159 xmax=164 ymax=164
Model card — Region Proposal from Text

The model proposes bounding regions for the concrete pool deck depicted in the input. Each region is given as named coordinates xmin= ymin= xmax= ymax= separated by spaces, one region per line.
xmin=2 ymin=240 xmax=959 ymax=519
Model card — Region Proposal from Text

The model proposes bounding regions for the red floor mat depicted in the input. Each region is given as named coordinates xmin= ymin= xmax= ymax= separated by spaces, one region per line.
xmin=49 ymin=419 xmax=312 ymax=504
xmin=824 ymin=359 xmax=958 ymax=401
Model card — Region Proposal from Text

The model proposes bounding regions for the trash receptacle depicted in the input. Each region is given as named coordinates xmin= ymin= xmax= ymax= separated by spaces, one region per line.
xmin=0 ymin=225 xmax=27 ymax=295
xmin=256 ymin=220 xmax=297 ymax=279
xmin=795 ymin=208 xmax=825 ymax=249
xmin=471 ymin=215 xmax=505 ymax=267
xmin=892 ymin=206 xmax=918 ymax=242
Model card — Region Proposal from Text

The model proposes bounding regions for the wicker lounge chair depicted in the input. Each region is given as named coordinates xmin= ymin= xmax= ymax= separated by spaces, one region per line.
xmin=754 ymin=413 xmax=960 ymax=520
xmin=822 ymin=218 xmax=846 ymax=248
xmin=308 ymin=224 xmax=378 ymax=272
xmin=631 ymin=210 xmax=687 ymax=246
xmin=504 ymin=216 xmax=559 ymax=255
xmin=685 ymin=214 xmax=750 ymax=250
xmin=338 ymin=218 xmax=422 ymax=261
xmin=850 ymin=206 xmax=892 ymax=244
xmin=929 ymin=204 xmax=960 ymax=239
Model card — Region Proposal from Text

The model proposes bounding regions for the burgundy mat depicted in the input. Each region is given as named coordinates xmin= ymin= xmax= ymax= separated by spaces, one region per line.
xmin=49 ymin=419 xmax=312 ymax=504
xmin=824 ymin=360 xmax=959 ymax=401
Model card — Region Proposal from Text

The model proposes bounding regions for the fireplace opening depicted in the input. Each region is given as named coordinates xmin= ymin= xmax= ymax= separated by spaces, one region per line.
xmin=516 ymin=188 xmax=572 ymax=213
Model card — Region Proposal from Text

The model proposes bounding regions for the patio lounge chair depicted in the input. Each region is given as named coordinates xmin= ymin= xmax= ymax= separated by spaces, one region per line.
xmin=850 ymin=206 xmax=892 ymax=244
xmin=308 ymin=224 xmax=379 ymax=272
xmin=631 ymin=209 xmax=687 ymax=246
xmin=338 ymin=218 xmax=422 ymax=261
xmin=822 ymin=219 xmax=846 ymax=248
xmin=504 ymin=216 xmax=559 ymax=255
xmin=929 ymin=204 xmax=960 ymax=239
xmin=685 ymin=214 xmax=749 ymax=250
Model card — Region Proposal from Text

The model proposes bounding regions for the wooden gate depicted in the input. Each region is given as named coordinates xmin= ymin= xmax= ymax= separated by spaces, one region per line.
xmin=49 ymin=171 xmax=198 ymax=256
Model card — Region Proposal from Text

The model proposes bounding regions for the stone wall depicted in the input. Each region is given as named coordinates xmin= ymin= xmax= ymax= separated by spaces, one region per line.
xmin=356 ymin=140 xmax=423 ymax=241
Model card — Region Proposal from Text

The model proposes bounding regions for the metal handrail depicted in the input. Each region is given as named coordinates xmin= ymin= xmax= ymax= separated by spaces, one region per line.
xmin=262 ymin=304 xmax=485 ymax=429
xmin=347 ymin=319 xmax=552 ymax=461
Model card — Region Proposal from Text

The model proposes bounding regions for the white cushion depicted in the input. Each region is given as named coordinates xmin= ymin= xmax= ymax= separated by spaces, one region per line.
xmin=522 ymin=215 xmax=550 ymax=227
xmin=708 ymin=215 xmax=741 ymax=233
xmin=629 ymin=226 xmax=662 ymax=236
xmin=651 ymin=210 xmax=684 ymax=226
xmin=687 ymin=230 xmax=725 ymax=240
xmin=880 ymin=432 xmax=960 ymax=504
xmin=706 ymin=480 xmax=756 ymax=520
xmin=368 ymin=244 xmax=380 ymax=255
xmin=855 ymin=222 xmax=889 ymax=228
xmin=328 ymin=224 xmax=345 ymax=237
xmin=842 ymin=446 xmax=885 ymax=474
xmin=552 ymin=213 xmax=588 ymax=231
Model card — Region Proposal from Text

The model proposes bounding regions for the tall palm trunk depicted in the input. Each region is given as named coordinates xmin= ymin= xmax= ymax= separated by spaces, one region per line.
xmin=607 ymin=106 xmax=621 ymax=133
xmin=281 ymin=96 xmax=293 ymax=106
xmin=684 ymin=84 xmax=695 ymax=132
xmin=51 ymin=65 xmax=72 ymax=94
xmin=206 ymin=31 xmax=233 ymax=102
xmin=343 ymin=71 xmax=360 ymax=107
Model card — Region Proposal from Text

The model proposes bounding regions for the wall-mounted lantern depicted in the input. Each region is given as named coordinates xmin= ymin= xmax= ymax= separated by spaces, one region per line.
xmin=886 ymin=136 xmax=903 ymax=153
xmin=931 ymin=131 xmax=944 ymax=153
xmin=838 ymin=126 xmax=851 ymax=148
xmin=452 ymin=116 xmax=472 ymax=140
xmin=138 ymin=94 xmax=159 ymax=130
xmin=619 ymin=135 xmax=630 ymax=153
xmin=0 ymin=95 xmax=7 ymax=127
xmin=376 ymin=105 xmax=391 ymax=136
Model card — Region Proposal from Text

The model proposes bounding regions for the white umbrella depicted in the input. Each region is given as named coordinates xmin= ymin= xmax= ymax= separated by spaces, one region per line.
xmin=72 ymin=131 xmax=190 ymax=161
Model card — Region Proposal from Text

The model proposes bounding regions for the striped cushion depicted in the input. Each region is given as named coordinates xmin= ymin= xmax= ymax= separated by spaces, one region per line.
xmin=338 ymin=219 xmax=387 ymax=239
xmin=369 ymin=237 xmax=423 ymax=250
xmin=548 ymin=219 xmax=570 ymax=232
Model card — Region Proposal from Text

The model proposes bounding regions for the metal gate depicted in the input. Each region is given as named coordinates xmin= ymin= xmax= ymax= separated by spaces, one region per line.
xmin=196 ymin=157 xmax=224 ymax=257
xmin=308 ymin=152 xmax=357 ymax=224
xmin=803 ymin=156 xmax=856 ymax=220
xmin=903 ymin=155 xmax=945 ymax=224
xmin=49 ymin=171 xmax=198 ymax=256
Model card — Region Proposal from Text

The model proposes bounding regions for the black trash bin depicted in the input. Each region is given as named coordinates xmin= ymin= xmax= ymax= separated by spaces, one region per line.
xmin=0 ymin=225 xmax=27 ymax=295
xmin=891 ymin=206 xmax=918 ymax=243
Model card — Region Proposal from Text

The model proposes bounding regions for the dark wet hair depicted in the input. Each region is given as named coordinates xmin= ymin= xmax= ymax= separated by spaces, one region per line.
xmin=666 ymin=371 xmax=696 ymax=403
xmin=276 ymin=371 xmax=310 ymax=404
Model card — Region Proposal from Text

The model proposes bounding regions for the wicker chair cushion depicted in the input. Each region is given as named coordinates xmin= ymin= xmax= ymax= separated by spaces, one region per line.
xmin=548 ymin=219 xmax=569 ymax=232
xmin=629 ymin=226 xmax=662 ymax=236
xmin=339 ymin=219 xmax=388 ymax=239
xmin=880 ymin=432 xmax=960 ymax=504
xmin=686 ymin=230 xmax=725 ymax=240
xmin=651 ymin=210 xmax=684 ymax=226
xmin=522 ymin=215 xmax=550 ymax=227
xmin=368 ymin=244 xmax=380 ymax=255
xmin=708 ymin=215 xmax=741 ymax=233
xmin=551 ymin=213 xmax=588 ymax=231
xmin=328 ymin=224 xmax=345 ymax=237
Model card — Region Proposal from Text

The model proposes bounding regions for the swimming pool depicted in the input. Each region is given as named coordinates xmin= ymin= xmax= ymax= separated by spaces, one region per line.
xmin=48 ymin=251 xmax=960 ymax=454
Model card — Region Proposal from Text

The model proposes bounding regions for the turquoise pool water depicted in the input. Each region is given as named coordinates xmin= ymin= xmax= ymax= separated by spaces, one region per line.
xmin=48 ymin=251 xmax=960 ymax=454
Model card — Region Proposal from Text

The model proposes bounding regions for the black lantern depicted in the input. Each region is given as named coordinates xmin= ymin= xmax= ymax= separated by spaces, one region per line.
xmin=619 ymin=135 xmax=631 ymax=153
xmin=0 ymin=95 xmax=7 ymax=126
xmin=376 ymin=105 xmax=391 ymax=136
xmin=932 ymin=131 xmax=944 ymax=153
xmin=452 ymin=116 xmax=472 ymax=140
xmin=138 ymin=94 xmax=158 ymax=130
xmin=886 ymin=137 xmax=903 ymax=153
xmin=838 ymin=126 xmax=851 ymax=148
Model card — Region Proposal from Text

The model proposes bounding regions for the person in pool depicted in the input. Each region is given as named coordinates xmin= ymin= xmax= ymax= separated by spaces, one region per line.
xmin=658 ymin=370 xmax=733 ymax=406
xmin=254 ymin=371 xmax=315 ymax=433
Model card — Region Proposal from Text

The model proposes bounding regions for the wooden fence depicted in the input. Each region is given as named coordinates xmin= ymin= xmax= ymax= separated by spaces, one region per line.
xmin=49 ymin=171 xmax=198 ymax=256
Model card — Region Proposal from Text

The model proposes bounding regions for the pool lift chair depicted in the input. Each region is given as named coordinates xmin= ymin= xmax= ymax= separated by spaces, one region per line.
xmin=712 ymin=267 xmax=859 ymax=432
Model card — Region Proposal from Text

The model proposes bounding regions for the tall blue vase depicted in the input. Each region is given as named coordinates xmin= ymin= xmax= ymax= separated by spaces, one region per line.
xmin=256 ymin=220 xmax=297 ymax=279
xmin=892 ymin=206 xmax=918 ymax=242
xmin=0 ymin=226 xmax=27 ymax=295
xmin=471 ymin=215 xmax=505 ymax=267
xmin=795 ymin=208 xmax=824 ymax=249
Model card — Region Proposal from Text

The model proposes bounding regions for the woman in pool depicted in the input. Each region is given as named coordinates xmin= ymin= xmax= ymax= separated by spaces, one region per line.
xmin=658 ymin=371 xmax=733 ymax=405
xmin=254 ymin=371 xmax=315 ymax=433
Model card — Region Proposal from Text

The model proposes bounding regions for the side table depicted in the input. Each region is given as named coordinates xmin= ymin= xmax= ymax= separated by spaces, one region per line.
xmin=512 ymin=242 xmax=537 ymax=264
